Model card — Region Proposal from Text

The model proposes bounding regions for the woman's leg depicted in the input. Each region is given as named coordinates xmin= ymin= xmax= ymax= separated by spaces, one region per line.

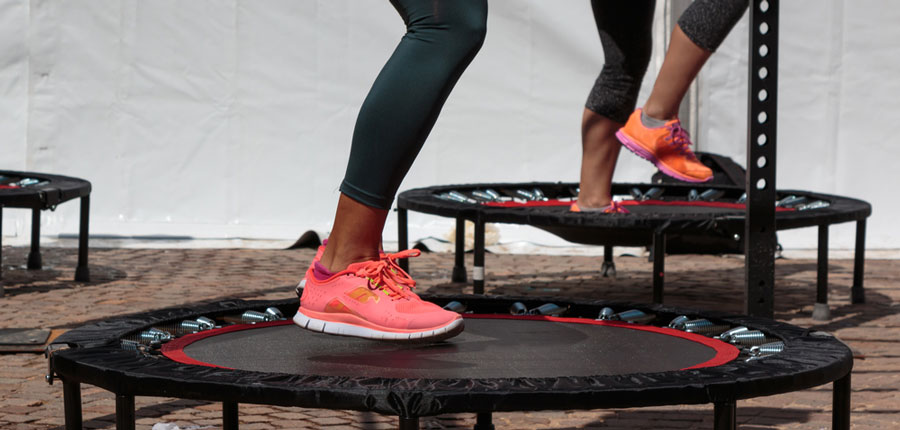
xmin=321 ymin=0 xmax=487 ymax=273
xmin=643 ymin=0 xmax=747 ymax=120
xmin=296 ymin=0 xmax=487 ymax=342
xmin=577 ymin=1 xmax=655 ymax=209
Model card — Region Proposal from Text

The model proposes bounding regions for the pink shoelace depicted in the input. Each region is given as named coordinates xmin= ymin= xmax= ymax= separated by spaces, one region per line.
xmin=664 ymin=123 xmax=698 ymax=160
xmin=353 ymin=249 xmax=421 ymax=300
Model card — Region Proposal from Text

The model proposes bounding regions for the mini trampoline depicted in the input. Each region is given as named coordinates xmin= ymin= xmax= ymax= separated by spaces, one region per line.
xmin=47 ymin=296 xmax=853 ymax=430
xmin=0 ymin=170 xmax=92 ymax=296
xmin=396 ymin=181 xmax=870 ymax=319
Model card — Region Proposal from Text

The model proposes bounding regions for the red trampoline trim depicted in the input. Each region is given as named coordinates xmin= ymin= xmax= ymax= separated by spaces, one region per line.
xmin=162 ymin=315 xmax=739 ymax=371
xmin=162 ymin=320 xmax=288 ymax=369
xmin=481 ymin=198 xmax=795 ymax=212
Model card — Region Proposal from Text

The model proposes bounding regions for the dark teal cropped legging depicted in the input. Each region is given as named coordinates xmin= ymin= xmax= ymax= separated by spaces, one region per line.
xmin=340 ymin=0 xmax=746 ymax=210
xmin=339 ymin=0 xmax=488 ymax=210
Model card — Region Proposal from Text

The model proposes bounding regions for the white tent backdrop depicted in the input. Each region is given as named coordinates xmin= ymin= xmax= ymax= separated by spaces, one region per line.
xmin=0 ymin=0 xmax=896 ymax=251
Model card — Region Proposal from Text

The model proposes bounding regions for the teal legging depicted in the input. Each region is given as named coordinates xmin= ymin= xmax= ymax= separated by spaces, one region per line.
xmin=340 ymin=0 xmax=488 ymax=210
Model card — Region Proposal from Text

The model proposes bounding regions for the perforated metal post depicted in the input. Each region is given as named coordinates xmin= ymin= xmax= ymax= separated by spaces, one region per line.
xmin=473 ymin=214 xmax=486 ymax=295
xmin=745 ymin=0 xmax=778 ymax=318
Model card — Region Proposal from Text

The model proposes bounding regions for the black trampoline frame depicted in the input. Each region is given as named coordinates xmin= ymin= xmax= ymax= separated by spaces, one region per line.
xmin=0 ymin=170 xmax=92 ymax=296
xmin=47 ymin=296 xmax=854 ymax=430
xmin=396 ymin=181 xmax=870 ymax=320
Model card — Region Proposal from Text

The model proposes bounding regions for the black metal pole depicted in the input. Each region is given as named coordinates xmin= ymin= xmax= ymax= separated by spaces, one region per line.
xmin=652 ymin=232 xmax=665 ymax=304
xmin=115 ymin=393 xmax=136 ymax=430
xmin=851 ymin=219 xmax=866 ymax=303
xmin=223 ymin=401 xmax=239 ymax=430
xmin=602 ymin=244 xmax=615 ymax=277
xmin=63 ymin=380 xmax=82 ymax=430
xmin=474 ymin=412 xmax=495 ymax=430
xmin=452 ymin=216 xmax=467 ymax=283
xmin=745 ymin=0 xmax=779 ymax=318
xmin=397 ymin=208 xmax=409 ymax=274
xmin=813 ymin=224 xmax=830 ymax=320
xmin=75 ymin=195 xmax=91 ymax=282
xmin=833 ymin=372 xmax=851 ymax=430
xmin=27 ymin=208 xmax=42 ymax=269
xmin=473 ymin=214 xmax=485 ymax=295
xmin=398 ymin=416 xmax=419 ymax=430
xmin=713 ymin=401 xmax=736 ymax=430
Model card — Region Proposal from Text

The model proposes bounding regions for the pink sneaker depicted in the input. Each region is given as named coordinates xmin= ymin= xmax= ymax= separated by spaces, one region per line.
xmin=294 ymin=249 xmax=464 ymax=342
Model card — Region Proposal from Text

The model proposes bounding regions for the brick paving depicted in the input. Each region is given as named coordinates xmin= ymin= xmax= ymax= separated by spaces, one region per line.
xmin=1 ymin=244 xmax=898 ymax=429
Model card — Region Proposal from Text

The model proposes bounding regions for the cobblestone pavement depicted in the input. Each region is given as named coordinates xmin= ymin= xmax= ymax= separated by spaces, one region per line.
xmin=1 ymin=245 xmax=898 ymax=429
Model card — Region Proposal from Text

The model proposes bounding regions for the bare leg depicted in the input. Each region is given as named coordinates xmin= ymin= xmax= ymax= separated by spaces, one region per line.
xmin=577 ymin=109 xmax=623 ymax=208
xmin=642 ymin=25 xmax=712 ymax=120
xmin=319 ymin=194 xmax=386 ymax=272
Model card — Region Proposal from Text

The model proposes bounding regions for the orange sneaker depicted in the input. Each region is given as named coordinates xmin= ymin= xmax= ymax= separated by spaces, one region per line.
xmin=570 ymin=201 xmax=629 ymax=214
xmin=616 ymin=109 xmax=713 ymax=183
xmin=293 ymin=249 xmax=464 ymax=342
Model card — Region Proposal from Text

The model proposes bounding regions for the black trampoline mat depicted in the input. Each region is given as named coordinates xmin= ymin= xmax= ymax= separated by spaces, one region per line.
xmin=175 ymin=317 xmax=731 ymax=379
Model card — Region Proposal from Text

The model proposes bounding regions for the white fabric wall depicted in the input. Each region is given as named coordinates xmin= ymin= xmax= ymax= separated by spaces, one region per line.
xmin=0 ymin=0 xmax=895 ymax=250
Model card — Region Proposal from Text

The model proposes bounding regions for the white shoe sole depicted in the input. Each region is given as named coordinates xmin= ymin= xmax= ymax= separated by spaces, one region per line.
xmin=292 ymin=310 xmax=464 ymax=343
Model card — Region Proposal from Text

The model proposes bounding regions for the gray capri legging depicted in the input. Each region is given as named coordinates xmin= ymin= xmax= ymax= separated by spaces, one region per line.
xmin=586 ymin=0 xmax=748 ymax=123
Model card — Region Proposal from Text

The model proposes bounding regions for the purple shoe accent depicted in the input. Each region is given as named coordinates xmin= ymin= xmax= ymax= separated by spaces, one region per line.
xmin=313 ymin=261 xmax=335 ymax=281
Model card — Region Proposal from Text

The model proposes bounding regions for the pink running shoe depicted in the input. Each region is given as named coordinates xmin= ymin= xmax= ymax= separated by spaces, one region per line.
xmin=294 ymin=249 xmax=464 ymax=342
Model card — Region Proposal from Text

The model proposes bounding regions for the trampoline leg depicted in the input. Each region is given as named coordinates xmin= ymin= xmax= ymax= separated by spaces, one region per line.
xmin=398 ymin=416 xmax=419 ymax=430
xmin=62 ymin=380 xmax=82 ymax=430
xmin=833 ymin=372 xmax=851 ymax=430
xmin=27 ymin=209 xmax=42 ymax=269
xmin=473 ymin=215 xmax=485 ymax=295
xmin=713 ymin=401 xmax=736 ymax=430
xmin=813 ymin=225 xmax=830 ymax=321
xmin=75 ymin=195 xmax=90 ymax=282
xmin=601 ymin=245 xmax=615 ymax=277
xmin=652 ymin=233 xmax=665 ymax=304
xmin=851 ymin=219 xmax=866 ymax=304
xmin=474 ymin=412 xmax=495 ymax=430
xmin=115 ymin=393 xmax=135 ymax=430
xmin=452 ymin=217 xmax=467 ymax=283
xmin=397 ymin=208 xmax=409 ymax=274
xmin=223 ymin=401 xmax=239 ymax=430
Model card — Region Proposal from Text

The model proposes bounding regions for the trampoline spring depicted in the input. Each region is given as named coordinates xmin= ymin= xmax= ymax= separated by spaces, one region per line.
xmin=180 ymin=316 xmax=217 ymax=334
xmin=776 ymin=195 xmax=807 ymax=208
xmin=699 ymin=189 xmax=725 ymax=201
xmin=484 ymin=189 xmax=501 ymax=200
xmin=443 ymin=301 xmax=467 ymax=313
xmin=528 ymin=303 xmax=566 ymax=316
xmin=120 ymin=339 xmax=143 ymax=351
xmin=729 ymin=330 xmax=769 ymax=347
xmin=750 ymin=341 xmax=785 ymax=356
xmin=471 ymin=190 xmax=495 ymax=202
xmin=597 ymin=307 xmax=616 ymax=320
xmin=798 ymin=200 xmax=830 ymax=211
xmin=264 ymin=307 xmax=285 ymax=320
xmin=682 ymin=319 xmax=730 ymax=336
xmin=509 ymin=302 xmax=528 ymax=315
xmin=531 ymin=188 xmax=546 ymax=200
xmin=687 ymin=189 xmax=700 ymax=201
xmin=629 ymin=188 xmax=643 ymax=201
xmin=139 ymin=328 xmax=173 ymax=345
xmin=615 ymin=309 xmax=654 ymax=324
xmin=668 ymin=315 xmax=690 ymax=329
xmin=642 ymin=187 xmax=664 ymax=201
xmin=515 ymin=189 xmax=537 ymax=200
xmin=737 ymin=192 xmax=747 ymax=204
xmin=715 ymin=326 xmax=750 ymax=342
xmin=241 ymin=310 xmax=276 ymax=324
xmin=447 ymin=191 xmax=478 ymax=204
